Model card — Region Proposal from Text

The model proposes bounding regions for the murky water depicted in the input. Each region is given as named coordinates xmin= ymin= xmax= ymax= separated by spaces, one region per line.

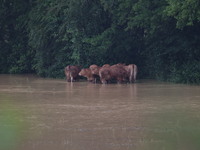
xmin=0 ymin=74 xmax=200 ymax=150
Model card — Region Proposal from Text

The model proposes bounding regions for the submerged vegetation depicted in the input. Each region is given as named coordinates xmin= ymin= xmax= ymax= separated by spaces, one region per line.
xmin=0 ymin=0 xmax=200 ymax=83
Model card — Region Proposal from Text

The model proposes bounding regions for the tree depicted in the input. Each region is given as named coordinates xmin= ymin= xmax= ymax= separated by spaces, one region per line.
xmin=165 ymin=0 xmax=200 ymax=28
xmin=0 ymin=0 xmax=33 ymax=73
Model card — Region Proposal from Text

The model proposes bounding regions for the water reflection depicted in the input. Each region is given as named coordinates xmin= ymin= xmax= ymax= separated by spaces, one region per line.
xmin=0 ymin=75 xmax=200 ymax=150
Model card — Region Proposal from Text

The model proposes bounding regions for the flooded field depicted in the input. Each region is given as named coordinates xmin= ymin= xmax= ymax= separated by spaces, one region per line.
xmin=0 ymin=74 xmax=200 ymax=150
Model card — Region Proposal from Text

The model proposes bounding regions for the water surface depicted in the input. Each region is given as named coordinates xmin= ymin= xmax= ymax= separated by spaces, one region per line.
xmin=0 ymin=74 xmax=200 ymax=150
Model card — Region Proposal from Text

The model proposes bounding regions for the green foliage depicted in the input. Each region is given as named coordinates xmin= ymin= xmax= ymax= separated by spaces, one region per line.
xmin=0 ymin=0 xmax=34 ymax=73
xmin=165 ymin=0 xmax=200 ymax=28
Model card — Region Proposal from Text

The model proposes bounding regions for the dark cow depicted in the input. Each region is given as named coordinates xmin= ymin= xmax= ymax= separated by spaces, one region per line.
xmin=79 ymin=68 xmax=95 ymax=82
xmin=99 ymin=65 xmax=128 ymax=84
xmin=64 ymin=65 xmax=81 ymax=82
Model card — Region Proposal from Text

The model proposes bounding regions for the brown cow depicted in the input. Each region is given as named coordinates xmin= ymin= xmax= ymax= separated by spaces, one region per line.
xmin=115 ymin=63 xmax=138 ymax=83
xmin=89 ymin=64 xmax=110 ymax=76
xmin=89 ymin=64 xmax=101 ymax=83
xmin=99 ymin=65 xmax=128 ymax=84
xmin=89 ymin=64 xmax=101 ymax=76
xmin=64 ymin=65 xmax=81 ymax=82
xmin=89 ymin=64 xmax=112 ymax=83
xmin=79 ymin=68 xmax=95 ymax=82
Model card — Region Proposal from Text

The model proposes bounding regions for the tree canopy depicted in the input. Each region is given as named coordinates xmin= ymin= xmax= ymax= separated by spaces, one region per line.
xmin=0 ymin=0 xmax=200 ymax=83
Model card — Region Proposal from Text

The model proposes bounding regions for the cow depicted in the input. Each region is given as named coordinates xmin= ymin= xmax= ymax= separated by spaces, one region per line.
xmin=89 ymin=64 xmax=101 ymax=83
xmin=89 ymin=64 xmax=111 ymax=76
xmin=89 ymin=64 xmax=101 ymax=76
xmin=78 ymin=68 xmax=95 ymax=82
xmin=116 ymin=64 xmax=138 ymax=83
xmin=99 ymin=65 xmax=128 ymax=84
xmin=64 ymin=65 xmax=81 ymax=82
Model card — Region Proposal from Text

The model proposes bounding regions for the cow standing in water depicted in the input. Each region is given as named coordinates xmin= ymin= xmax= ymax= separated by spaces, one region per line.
xmin=99 ymin=64 xmax=128 ymax=84
xmin=117 ymin=64 xmax=138 ymax=83
xmin=89 ymin=64 xmax=101 ymax=83
xmin=99 ymin=63 xmax=138 ymax=84
xmin=78 ymin=68 xmax=95 ymax=82
xmin=64 ymin=65 xmax=81 ymax=82
xmin=89 ymin=64 xmax=112 ymax=83
xmin=89 ymin=65 xmax=100 ymax=76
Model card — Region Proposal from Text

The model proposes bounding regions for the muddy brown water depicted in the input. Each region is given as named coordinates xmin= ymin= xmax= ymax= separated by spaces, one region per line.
xmin=0 ymin=74 xmax=200 ymax=150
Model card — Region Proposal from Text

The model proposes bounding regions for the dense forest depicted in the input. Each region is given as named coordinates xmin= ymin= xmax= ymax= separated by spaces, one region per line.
xmin=0 ymin=0 xmax=200 ymax=83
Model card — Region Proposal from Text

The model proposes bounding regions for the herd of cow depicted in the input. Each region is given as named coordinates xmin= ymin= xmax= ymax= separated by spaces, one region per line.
xmin=64 ymin=64 xmax=138 ymax=84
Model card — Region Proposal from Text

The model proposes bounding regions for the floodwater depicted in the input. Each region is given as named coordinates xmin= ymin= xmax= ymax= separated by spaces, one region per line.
xmin=0 ymin=75 xmax=200 ymax=150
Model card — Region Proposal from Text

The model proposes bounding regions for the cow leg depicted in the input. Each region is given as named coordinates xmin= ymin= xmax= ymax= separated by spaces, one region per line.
xmin=94 ymin=78 xmax=97 ymax=84
xmin=129 ymin=76 xmax=133 ymax=83
xmin=70 ymin=76 xmax=73 ymax=82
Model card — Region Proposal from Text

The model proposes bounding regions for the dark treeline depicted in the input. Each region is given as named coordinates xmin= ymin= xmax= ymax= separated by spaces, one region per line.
xmin=0 ymin=0 xmax=200 ymax=83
